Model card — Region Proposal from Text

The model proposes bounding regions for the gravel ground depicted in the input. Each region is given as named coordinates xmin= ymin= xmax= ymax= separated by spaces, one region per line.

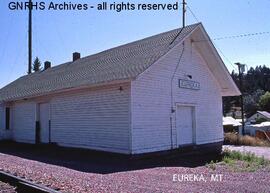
xmin=223 ymin=145 xmax=270 ymax=160
xmin=0 ymin=181 xmax=16 ymax=193
xmin=0 ymin=152 xmax=270 ymax=193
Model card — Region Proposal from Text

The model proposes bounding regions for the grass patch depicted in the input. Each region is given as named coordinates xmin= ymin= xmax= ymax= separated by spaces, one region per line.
xmin=221 ymin=149 xmax=270 ymax=172
xmin=206 ymin=150 xmax=269 ymax=172
xmin=224 ymin=132 xmax=270 ymax=147
xmin=206 ymin=160 xmax=217 ymax=170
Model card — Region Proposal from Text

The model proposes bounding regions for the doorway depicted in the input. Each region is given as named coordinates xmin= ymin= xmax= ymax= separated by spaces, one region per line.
xmin=39 ymin=103 xmax=50 ymax=143
xmin=176 ymin=105 xmax=195 ymax=146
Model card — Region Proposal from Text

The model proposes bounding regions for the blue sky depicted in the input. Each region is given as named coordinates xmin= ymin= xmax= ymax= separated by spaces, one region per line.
xmin=0 ymin=0 xmax=269 ymax=88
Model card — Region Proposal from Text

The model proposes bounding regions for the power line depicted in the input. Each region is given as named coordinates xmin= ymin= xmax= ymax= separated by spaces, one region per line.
xmin=187 ymin=6 xmax=200 ymax=23
xmin=187 ymin=3 xmax=270 ymax=42
xmin=186 ymin=4 xmax=237 ymax=71
xmin=194 ymin=31 xmax=270 ymax=42
xmin=214 ymin=31 xmax=270 ymax=41
xmin=213 ymin=41 xmax=238 ymax=71
xmin=28 ymin=0 xmax=32 ymax=74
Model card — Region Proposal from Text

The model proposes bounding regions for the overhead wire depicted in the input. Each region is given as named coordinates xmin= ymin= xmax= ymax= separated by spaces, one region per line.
xmin=213 ymin=42 xmax=238 ymax=71
xmin=194 ymin=31 xmax=270 ymax=42
xmin=187 ymin=5 xmax=238 ymax=71
xmin=5 ymin=2 xmax=268 ymax=78
xmin=187 ymin=6 xmax=200 ymax=23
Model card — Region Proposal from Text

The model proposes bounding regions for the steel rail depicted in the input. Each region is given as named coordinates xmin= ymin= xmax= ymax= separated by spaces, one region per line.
xmin=0 ymin=170 xmax=61 ymax=193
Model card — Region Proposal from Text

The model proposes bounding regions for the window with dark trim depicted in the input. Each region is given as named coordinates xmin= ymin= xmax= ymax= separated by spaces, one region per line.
xmin=5 ymin=107 xmax=10 ymax=130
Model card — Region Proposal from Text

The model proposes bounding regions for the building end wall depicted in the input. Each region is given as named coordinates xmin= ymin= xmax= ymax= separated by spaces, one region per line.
xmin=131 ymin=39 xmax=224 ymax=154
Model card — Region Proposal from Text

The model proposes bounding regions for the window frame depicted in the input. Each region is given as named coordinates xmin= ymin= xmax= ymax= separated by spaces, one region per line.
xmin=5 ymin=107 xmax=10 ymax=130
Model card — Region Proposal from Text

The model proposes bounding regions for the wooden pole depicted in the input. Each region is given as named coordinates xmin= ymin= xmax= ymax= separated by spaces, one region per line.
xmin=182 ymin=0 xmax=186 ymax=28
xmin=28 ymin=0 xmax=32 ymax=74
xmin=235 ymin=62 xmax=245 ymax=135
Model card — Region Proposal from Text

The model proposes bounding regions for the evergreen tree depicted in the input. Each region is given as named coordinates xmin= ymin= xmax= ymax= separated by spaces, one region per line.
xmin=259 ymin=91 xmax=270 ymax=112
xmin=33 ymin=57 xmax=42 ymax=72
xmin=223 ymin=65 xmax=270 ymax=116
xmin=244 ymin=89 xmax=265 ymax=117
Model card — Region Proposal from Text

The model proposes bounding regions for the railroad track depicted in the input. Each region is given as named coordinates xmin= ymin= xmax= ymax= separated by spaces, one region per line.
xmin=0 ymin=170 xmax=60 ymax=193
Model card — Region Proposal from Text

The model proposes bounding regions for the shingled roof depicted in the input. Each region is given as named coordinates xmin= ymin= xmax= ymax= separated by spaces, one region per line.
xmin=0 ymin=23 xmax=200 ymax=102
xmin=258 ymin=111 xmax=270 ymax=119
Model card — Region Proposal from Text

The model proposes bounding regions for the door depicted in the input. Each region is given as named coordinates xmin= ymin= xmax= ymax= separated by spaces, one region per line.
xmin=176 ymin=106 xmax=195 ymax=146
xmin=39 ymin=103 xmax=50 ymax=143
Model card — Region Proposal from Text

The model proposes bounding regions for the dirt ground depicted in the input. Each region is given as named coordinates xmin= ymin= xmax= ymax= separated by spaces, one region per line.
xmin=0 ymin=142 xmax=269 ymax=193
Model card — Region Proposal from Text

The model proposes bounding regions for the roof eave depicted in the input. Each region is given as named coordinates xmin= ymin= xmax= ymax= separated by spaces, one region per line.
xmin=0 ymin=78 xmax=132 ymax=103
xmin=193 ymin=24 xmax=241 ymax=97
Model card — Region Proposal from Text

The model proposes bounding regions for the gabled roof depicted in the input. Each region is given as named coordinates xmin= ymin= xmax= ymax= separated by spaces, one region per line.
xmin=0 ymin=23 xmax=240 ymax=102
xmin=189 ymin=24 xmax=241 ymax=96
xmin=0 ymin=23 xmax=200 ymax=102
xmin=223 ymin=117 xmax=241 ymax=126
xmin=258 ymin=111 xmax=270 ymax=119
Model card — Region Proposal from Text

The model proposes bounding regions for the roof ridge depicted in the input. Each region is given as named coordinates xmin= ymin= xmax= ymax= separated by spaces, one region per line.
xmin=0 ymin=23 xmax=200 ymax=102
xmin=81 ymin=23 xmax=201 ymax=60
xmin=45 ymin=23 xmax=201 ymax=72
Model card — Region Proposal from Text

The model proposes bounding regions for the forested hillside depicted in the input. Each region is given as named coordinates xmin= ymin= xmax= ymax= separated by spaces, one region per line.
xmin=223 ymin=65 xmax=270 ymax=117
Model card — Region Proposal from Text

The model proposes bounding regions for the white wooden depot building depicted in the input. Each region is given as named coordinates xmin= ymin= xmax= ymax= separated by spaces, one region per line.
xmin=0 ymin=23 xmax=240 ymax=154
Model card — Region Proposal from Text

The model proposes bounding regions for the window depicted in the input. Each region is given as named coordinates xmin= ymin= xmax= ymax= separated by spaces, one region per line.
xmin=5 ymin=107 xmax=10 ymax=130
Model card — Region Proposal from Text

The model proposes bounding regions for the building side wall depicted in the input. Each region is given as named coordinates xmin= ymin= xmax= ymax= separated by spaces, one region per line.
xmin=131 ymin=39 xmax=223 ymax=154
xmin=1 ymin=83 xmax=131 ymax=154
xmin=12 ymin=101 xmax=36 ymax=143
xmin=0 ymin=104 xmax=6 ymax=139
xmin=0 ymin=104 xmax=12 ymax=140
xmin=0 ymin=104 xmax=4 ymax=130
xmin=50 ymin=83 xmax=131 ymax=154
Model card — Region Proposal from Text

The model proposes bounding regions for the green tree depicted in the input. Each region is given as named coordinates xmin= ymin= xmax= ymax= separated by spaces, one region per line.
xmin=33 ymin=57 xmax=42 ymax=72
xmin=259 ymin=91 xmax=270 ymax=112
xmin=243 ymin=89 xmax=265 ymax=117
xmin=223 ymin=65 xmax=270 ymax=116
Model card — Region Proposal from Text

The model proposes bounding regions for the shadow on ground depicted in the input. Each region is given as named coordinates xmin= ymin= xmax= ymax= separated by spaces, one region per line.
xmin=0 ymin=141 xmax=222 ymax=174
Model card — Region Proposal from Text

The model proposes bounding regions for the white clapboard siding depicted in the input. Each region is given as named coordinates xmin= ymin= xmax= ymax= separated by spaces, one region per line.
xmin=131 ymin=38 xmax=223 ymax=154
xmin=12 ymin=101 xmax=36 ymax=143
xmin=0 ymin=104 xmax=5 ymax=139
xmin=50 ymin=83 xmax=131 ymax=154
xmin=0 ymin=104 xmax=12 ymax=140
xmin=0 ymin=104 xmax=4 ymax=129
xmin=172 ymin=41 xmax=223 ymax=145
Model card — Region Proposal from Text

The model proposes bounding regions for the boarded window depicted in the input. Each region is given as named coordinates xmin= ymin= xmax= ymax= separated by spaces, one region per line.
xmin=5 ymin=107 xmax=10 ymax=130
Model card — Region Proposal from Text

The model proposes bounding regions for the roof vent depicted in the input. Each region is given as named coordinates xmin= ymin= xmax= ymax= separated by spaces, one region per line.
xmin=73 ymin=52 xmax=81 ymax=62
xmin=44 ymin=61 xmax=51 ymax=70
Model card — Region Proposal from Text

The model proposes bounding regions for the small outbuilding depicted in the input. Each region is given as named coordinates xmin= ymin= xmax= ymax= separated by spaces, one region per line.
xmin=0 ymin=23 xmax=240 ymax=155
xmin=247 ymin=111 xmax=270 ymax=124
xmin=223 ymin=117 xmax=241 ymax=133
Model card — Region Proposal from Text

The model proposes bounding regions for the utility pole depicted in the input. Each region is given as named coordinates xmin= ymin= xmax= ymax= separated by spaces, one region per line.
xmin=235 ymin=62 xmax=246 ymax=135
xmin=182 ymin=0 xmax=186 ymax=28
xmin=28 ymin=0 xmax=32 ymax=74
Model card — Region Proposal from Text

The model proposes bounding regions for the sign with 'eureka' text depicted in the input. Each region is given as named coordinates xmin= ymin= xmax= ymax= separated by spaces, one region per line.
xmin=179 ymin=79 xmax=200 ymax=90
